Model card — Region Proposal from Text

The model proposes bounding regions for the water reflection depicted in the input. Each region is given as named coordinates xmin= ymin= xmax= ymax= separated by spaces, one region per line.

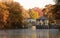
xmin=0 ymin=29 xmax=60 ymax=38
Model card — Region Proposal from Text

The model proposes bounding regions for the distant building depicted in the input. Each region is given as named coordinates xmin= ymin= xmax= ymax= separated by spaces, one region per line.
xmin=0 ymin=0 xmax=13 ymax=3
xmin=36 ymin=16 xmax=49 ymax=26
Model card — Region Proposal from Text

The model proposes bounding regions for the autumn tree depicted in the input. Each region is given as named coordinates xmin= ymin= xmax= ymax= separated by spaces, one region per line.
xmin=0 ymin=2 xmax=9 ymax=29
xmin=5 ymin=2 xmax=24 ymax=29
xmin=32 ymin=7 xmax=43 ymax=18
xmin=29 ymin=9 xmax=39 ymax=19
xmin=42 ymin=4 xmax=57 ymax=24
xmin=53 ymin=0 xmax=60 ymax=19
xmin=52 ymin=0 xmax=60 ymax=28
xmin=22 ymin=8 xmax=30 ymax=19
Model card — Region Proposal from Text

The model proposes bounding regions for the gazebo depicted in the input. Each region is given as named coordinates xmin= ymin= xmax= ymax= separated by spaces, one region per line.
xmin=36 ymin=16 xmax=49 ymax=29
xmin=36 ymin=16 xmax=49 ymax=25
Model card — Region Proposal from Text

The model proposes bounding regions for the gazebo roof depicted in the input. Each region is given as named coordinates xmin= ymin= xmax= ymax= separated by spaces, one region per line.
xmin=37 ymin=16 xmax=48 ymax=21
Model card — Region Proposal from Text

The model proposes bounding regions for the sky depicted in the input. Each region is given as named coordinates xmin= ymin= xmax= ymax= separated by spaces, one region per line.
xmin=14 ymin=0 xmax=55 ymax=9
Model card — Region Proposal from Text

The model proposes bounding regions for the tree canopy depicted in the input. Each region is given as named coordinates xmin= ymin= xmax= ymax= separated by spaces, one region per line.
xmin=5 ymin=2 xmax=24 ymax=29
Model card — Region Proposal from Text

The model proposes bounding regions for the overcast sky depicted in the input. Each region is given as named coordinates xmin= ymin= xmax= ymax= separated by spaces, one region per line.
xmin=14 ymin=0 xmax=55 ymax=9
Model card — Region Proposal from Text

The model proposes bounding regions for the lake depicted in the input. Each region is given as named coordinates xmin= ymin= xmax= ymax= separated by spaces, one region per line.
xmin=0 ymin=29 xmax=60 ymax=38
